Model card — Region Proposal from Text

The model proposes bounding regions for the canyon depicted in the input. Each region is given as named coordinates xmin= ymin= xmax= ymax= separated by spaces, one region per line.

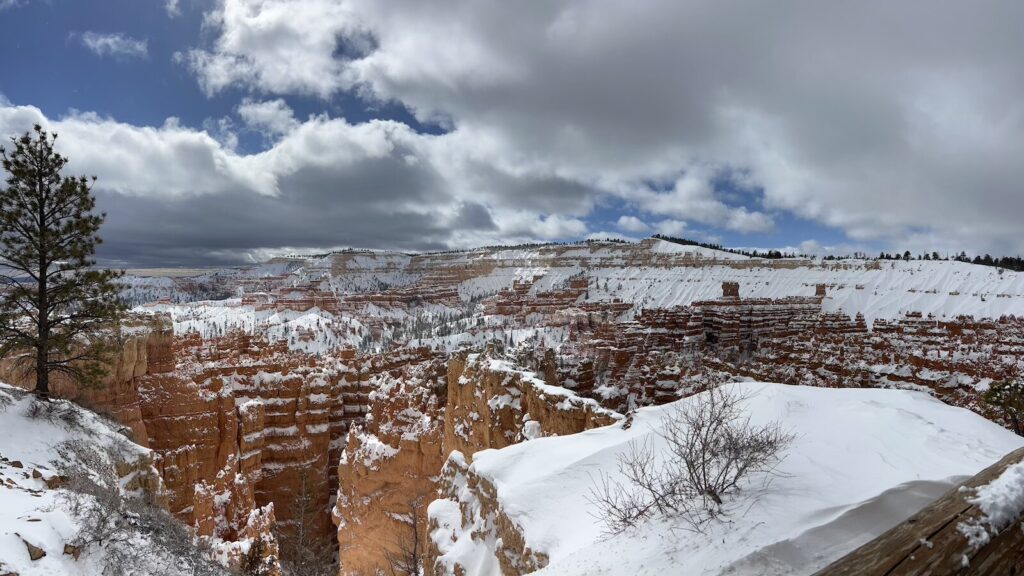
xmin=4 ymin=237 xmax=1024 ymax=574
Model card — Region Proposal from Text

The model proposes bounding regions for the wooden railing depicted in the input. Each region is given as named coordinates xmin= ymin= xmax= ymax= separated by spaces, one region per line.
xmin=816 ymin=446 xmax=1024 ymax=575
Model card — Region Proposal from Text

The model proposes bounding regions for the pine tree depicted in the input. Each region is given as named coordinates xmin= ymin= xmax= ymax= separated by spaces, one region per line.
xmin=984 ymin=379 xmax=1023 ymax=436
xmin=278 ymin=469 xmax=335 ymax=576
xmin=0 ymin=125 xmax=124 ymax=399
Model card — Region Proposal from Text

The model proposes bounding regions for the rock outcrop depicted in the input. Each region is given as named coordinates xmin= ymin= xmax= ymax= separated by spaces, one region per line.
xmin=333 ymin=356 xmax=447 ymax=575
xmin=426 ymin=452 xmax=549 ymax=576
xmin=444 ymin=348 xmax=620 ymax=460
xmin=331 ymin=346 xmax=619 ymax=575
xmin=7 ymin=239 xmax=1023 ymax=572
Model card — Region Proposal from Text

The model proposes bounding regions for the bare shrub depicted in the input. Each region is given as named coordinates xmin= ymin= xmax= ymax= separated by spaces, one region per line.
xmin=54 ymin=439 xmax=227 ymax=576
xmin=385 ymin=496 xmax=426 ymax=576
xmin=984 ymin=379 xmax=1023 ymax=435
xmin=590 ymin=385 xmax=794 ymax=534
xmin=22 ymin=395 xmax=92 ymax=431
xmin=277 ymin=469 xmax=335 ymax=576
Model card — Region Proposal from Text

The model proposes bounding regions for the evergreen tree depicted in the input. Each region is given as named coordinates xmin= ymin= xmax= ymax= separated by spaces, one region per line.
xmin=278 ymin=469 xmax=335 ymax=576
xmin=984 ymin=379 xmax=1023 ymax=436
xmin=0 ymin=125 xmax=124 ymax=399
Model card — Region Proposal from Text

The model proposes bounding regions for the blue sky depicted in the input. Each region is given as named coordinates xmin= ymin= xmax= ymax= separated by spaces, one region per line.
xmin=1 ymin=0 xmax=1020 ymax=266
xmin=0 ymin=0 xmax=432 ymax=149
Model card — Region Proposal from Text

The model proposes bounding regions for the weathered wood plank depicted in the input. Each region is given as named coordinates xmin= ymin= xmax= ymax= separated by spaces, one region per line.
xmin=816 ymin=446 xmax=1024 ymax=576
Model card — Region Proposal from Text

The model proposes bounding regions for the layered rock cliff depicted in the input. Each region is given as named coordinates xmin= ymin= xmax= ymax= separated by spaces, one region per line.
xmin=332 ymin=346 xmax=620 ymax=575
xmin=332 ymin=355 xmax=448 ymax=575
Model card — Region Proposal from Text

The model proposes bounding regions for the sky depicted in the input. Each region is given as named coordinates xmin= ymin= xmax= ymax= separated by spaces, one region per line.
xmin=0 ymin=0 xmax=1022 ymax=267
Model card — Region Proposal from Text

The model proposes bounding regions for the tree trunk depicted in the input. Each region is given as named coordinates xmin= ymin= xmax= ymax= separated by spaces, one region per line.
xmin=35 ymin=344 xmax=48 ymax=399
xmin=36 ymin=285 xmax=49 ymax=398
xmin=36 ymin=189 xmax=48 ymax=400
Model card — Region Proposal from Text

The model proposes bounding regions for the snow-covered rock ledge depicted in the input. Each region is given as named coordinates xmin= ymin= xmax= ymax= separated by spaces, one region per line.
xmin=0 ymin=383 xmax=163 ymax=574
xmin=426 ymin=382 xmax=1024 ymax=576
xmin=443 ymin=349 xmax=621 ymax=461
xmin=0 ymin=382 xmax=265 ymax=576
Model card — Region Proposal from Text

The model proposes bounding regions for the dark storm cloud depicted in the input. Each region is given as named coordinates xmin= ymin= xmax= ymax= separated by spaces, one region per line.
xmin=453 ymin=203 xmax=498 ymax=232
xmin=96 ymin=189 xmax=452 ymax=266
xmin=5 ymin=0 xmax=1024 ymax=265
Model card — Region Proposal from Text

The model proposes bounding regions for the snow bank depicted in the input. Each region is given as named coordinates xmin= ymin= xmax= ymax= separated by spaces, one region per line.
xmin=0 ymin=383 xmax=156 ymax=575
xmin=430 ymin=382 xmax=1024 ymax=576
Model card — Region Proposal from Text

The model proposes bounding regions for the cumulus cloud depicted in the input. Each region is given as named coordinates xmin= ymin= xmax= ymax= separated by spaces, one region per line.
xmin=174 ymin=0 xmax=1024 ymax=256
xmin=0 ymin=100 xmax=592 ymax=265
xmin=78 ymin=31 xmax=149 ymax=59
xmin=237 ymin=98 xmax=299 ymax=139
xmin=7 ymin=1 xmax=1023 ymax=265
xmin=178 ymin=0 xmax=362 ymax=98
xmin=165 ymin=0 xmax=180 ymax=17
xmin=630 ymin=169 xmax=774 ymax=233
xmin=616 ymin=215 xmax=649 ymax=233
xmin=653 ymin=220 xmax=688 ymax=237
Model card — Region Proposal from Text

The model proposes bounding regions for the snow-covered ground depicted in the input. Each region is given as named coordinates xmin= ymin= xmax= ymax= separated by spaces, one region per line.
xmin=0 ymin=383 xmax=155 ymax=575
xmin=580 ymin=258 xmax=1024 ymax=325
xmin=429 ymin=382 xmax=1024 ymax=576
xmin=137 ymin=300 xmax=369 ymax=354
xmin=120 ymin=239 xmax=1024 ymax=355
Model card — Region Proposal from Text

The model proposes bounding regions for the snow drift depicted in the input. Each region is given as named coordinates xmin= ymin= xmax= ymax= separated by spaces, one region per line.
xmin=0 ymin=383 xmax=229 ymax=575
xmin=427 ymin=382 xmax=1024 ymax=576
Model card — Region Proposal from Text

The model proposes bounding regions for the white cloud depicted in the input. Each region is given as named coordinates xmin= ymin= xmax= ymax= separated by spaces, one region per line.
xmin=653 ymin=220 xmax=688 ymax=237
xmin=237 ymin=98 xmax=299 ymax=139
xmin=616 ymin=215 xmax=649 ymax=233
xmin=723 ymin=208 xmax=775 ymax=234
xmin=751 ymin=239 xmax=870 ymax=258
xmin=202 ymin=116 xmax=239 ymax=151
xmin=79 ymin=31 xmax=148 ymax=59
xmin=6 ymin=1 xmax=1021 ymax=262
xmin=175 ymin=0 xmax=1024 ymax=255
xmin=0 ymin=100 xmax=597 ymax=265
xmin=586 ymin=231 xmax=637 ymax=242
xmin=0 ymin=104 xmax=270 ymax=199
xmin=165 ymin=0 xmax=180 ymax=17
xmin=494 ymin=212 xmax=588 ymax=240
xmin=179 ymin=0 xmax=360 ymax=98
xmin=629 ymin=169 xmax=775 ymax=233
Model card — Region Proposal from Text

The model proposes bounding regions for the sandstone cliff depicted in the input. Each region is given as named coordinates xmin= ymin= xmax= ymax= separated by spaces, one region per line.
xmin=332 ymin=355 xmax=448 ymax=575
xmin=332 ymin=345 xmax=620 ymax=575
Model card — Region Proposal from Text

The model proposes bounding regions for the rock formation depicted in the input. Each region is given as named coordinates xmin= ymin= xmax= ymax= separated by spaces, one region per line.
xmin=6 ymin=239 xmax=1023 ymax=572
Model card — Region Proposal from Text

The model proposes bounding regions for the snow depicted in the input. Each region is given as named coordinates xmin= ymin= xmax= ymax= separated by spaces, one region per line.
xmin=0 ymin=383 xmax=153 ymax=576
xmin=123 ymin=240 xmax=1024 ymax=360
xmin=485 ymin=358 xmax=621 ymax=419
xmin=646 ymin=239 xmax=750 ymax=259
xmin=136 ymin=301 xmax=366 ymax=353
xmin=957 ymin=459 xmax=1024 ymax=552
xmin=968 ymin=460 xmax=1024 ymax=528
xmin=349 ymin=431 xmax=399 ymax=469
xmin=430 ymin=382 xmax=1024 ymax=576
